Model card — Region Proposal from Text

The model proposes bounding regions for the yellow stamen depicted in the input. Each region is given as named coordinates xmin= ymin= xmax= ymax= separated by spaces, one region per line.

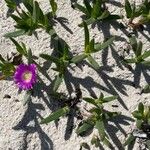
xmin=22 ymin=71 xmax=32 ymax=82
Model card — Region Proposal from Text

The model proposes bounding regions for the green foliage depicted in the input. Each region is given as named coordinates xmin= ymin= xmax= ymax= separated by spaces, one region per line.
xmin=76 ymin=92 xmax=119 ymax=148
xmin=5 ymin=0 xmax=17 ymax=10
xmin=0 ymin=58 xmax=15 ymax=79
xmin=124 ymin=37 xmax=150 ymax=65
xmin=73 ymin=0 xmax=121 ymax=26
xmin=124 ymin=0 xmax=150 ymax=28
xmin=49 ymin=0 xmax=58 ymax=16
xmin=124 ymin=103 xmax=150 ymax=148
xmin=71 ymin=22 xmax=115 ymax=70
xmin=40 ymin=40 xmax=71 ymax=92
xmin=41 ymin=106 xmax=70 ymax=124
xmin=4 ymin=0 xmax=53 ymax=37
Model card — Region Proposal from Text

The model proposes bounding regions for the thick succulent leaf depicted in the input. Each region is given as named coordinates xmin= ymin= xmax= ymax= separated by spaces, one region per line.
xmin=125 ymin=0 xmax=132 ymax=18
xmin=142 ymin=50 xmax=150 ymax=59
xmin=124 ymin=58 xmax=137 ymax=64
xmin=40 ymin=54 xmax=60 ymax=64
xmin=138 ymin=102 xmax=144 ymax=114
xmin=132 ymin=110 xmax=143 ymax=119
xmin=40 ymin=106 xmax=70 ymax=124
xmin=10 ymin=38 xmax=27 ymax=56
xmin=4 ymin=30 xmax=26 ymax=38
xmin=49 ymin=0 xmax=57 ymax=16
xmin=102 ymin=95 xmax=118 ymax=103
xmin=76 ymin=119 xmax=94 ymax=135
xmin=52 ymin=74 xmax=63 ymax=92
xmin=78 ymin=18 xmax=96 ymax=27
xmin=94 ymin=36 xmax=115 ymax=52
xmin=83 ymin=97 xmax=99 ymax=107
xmin=72 ymin=3 xmax=88 ymax=15
xmin=83 ymin=21 xmax=90 ymax=50
xmin=5 ymin=0 xmax=17 ymax=10
xmin=87 ymin=55 xmax=100 ymax=70
xmin=80 ymin=142 xmax=90 ymax=150
xmin=95 ymin=120 xmax=106 ymax=140
xmin=83 ymin=0 xmax=92 ymax=16
xmin=71 ymin=54 xmax=87 ymax=63
xmin=136 ymin=41 xmax=143 ymax=57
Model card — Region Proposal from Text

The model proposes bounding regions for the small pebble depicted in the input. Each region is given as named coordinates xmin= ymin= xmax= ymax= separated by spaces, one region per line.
xmin=3 ymin=94 xmax=11 ymax=99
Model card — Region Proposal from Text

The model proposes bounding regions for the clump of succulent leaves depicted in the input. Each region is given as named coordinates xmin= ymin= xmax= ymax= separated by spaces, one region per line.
xmin=72 ymin=0 xmax=121 ymax=26
xmin=4 ymin=0 xmax=57 ymax=37
xmin=71 ymin=22 xmax=115 ymax=70
xmin=123 ymin=36 xmax=150 ymax=66
xmin=40 ymin=39 xmax=71 ymax=92
xmin=40 ymin=88 xmax=82 ymax=124
xmin=125 ymin=0 xmax=150 ymax=30
xmin=124 ymin=103 xmax=150 ymax=149
xmin=76 ymin=93 xmax=119 ymax=148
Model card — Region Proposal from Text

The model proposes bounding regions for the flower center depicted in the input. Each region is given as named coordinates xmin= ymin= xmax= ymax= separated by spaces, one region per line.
xmin=22 ymin=71 xmax=32 ymax=82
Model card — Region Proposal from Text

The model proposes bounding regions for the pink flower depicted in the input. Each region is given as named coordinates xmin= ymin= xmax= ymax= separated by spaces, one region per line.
xmin=14 ymin=64 xmax=37 ymax=90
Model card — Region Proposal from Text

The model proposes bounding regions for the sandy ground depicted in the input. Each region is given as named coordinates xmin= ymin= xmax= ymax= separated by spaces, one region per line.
xmin=0 ymin=0 xmax=150 ymax=150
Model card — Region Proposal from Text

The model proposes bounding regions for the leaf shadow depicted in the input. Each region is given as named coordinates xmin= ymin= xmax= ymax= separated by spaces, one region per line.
xmin=13 ymin=101 xmax=54 ymax=150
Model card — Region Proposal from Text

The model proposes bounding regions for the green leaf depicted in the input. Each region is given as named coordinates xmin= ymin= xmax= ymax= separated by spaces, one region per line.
xmin=53 ymin=74 xmax=63 ymax=92
xmin=142 ymin=84 xmax=150 ymax=93
xmin=91 ymin=0 xmax=102 ymax=18
xmin=129 ymin=37 xmax=137 ymax=54
xmin=125 ymin=0 xmax=132 ymax=18
xmin=97 ymin=10 xmax=110 ymax=20
xmin=103 ymin=14 xmax=121 ymax=21
xmin=5 ymin=0 xmax=16 ymax=10
xmin=78 ymin=18 xmax=96 ymax=27
xmin=102 ymin=95 xmax=118 ymax=103
xmin=40 ymin=54 xmax=60 ymax=64
xmin=32 ymin=1 xmax=42 ymax=24
xmin=141 ymin=50 xmax=150 ymax=59
xmin=76 ymin=119 xmax=94 ymax=135
xmin=28 ymin=49 xmax=32 ymax=64
xmin=91 ymin=136 xmax=100 ymax=147
xmin=136 ymin=119 xmax=143 ymax=129
xmin=123 ymin=134 xmax=136 ymax=146
xmin=83 ymin=21 xmax=89 ymax=50
xmin=87 ymin=55 xmax=100 ymax=70
xmin=40 ymin=106 xmax=70 ymax=124
xmin=10 ymin=38 xmax=27 ymax=56
xmin=94 ymin=36 xmax=115 ymax=52
xmin=138 ymin=102 xmax=144 ymax=114
xmin=89 ymin=39 xmax=95 ymax=53
xmin=71 ymin=54 xmax=87 ymax=63
xmin=23 ymin=90 xmax=32 ymax=106
xmin=50 ymin=0 xmax=57 ymax=16
xmin=95 ymin=120 xmax=106 ymax=140
xmin=124 ymin=58 xmax=137 ymax=63
xmin=136 ymin=41 xmax=143 ymax=57
xmin=4 ymin=30 xmax=26 ymax=38
xmin=83 ymin=0 xmax=92 ymax=16
xmin=72 ymin=3 xmax=88 ymax=15
xmin=83 ymin=97 xmax=99 ymax=107
xmin=80 ymin=142 xmax=90 ymax=150
xmin=132 ymin=110 xmax=143 ymax=119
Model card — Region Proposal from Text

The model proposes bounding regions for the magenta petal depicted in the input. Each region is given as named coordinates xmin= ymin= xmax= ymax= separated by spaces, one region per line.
xmin=14 ymin=64 xmax=37 ymax=90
